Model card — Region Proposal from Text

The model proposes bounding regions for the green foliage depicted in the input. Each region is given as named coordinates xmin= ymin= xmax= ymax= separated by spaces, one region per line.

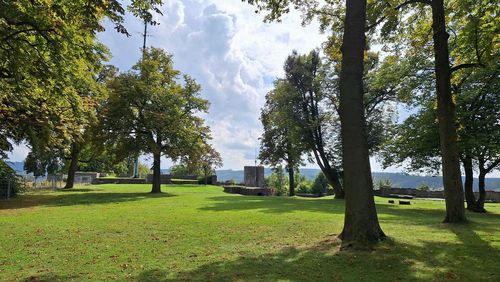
xmin=311 ymin=172 xmax=329 ymax=196
xmin=294 ymin=173 xmax=312 ymax=193
xmin=374 ymin=0 xmax=499 ymax=177
xmin=138 ymin=163 xmax=150 ymax=178
xmin=259 ymin=79 xmax=305 ymax=174
xmin=296 ymin=180 xmax=313 ymax=194
xmin=0 ymin=0 xmax=163 ymax=158
xmin=169 ymin=164 xmax=199 ymax=178
xmin=180 ymin=145 xmax=223 ymax=181
xmin=417 ymin=183 xmax=430 ymax=192
xmin=0 ymin=160 xmax=22 ymax=197
xmin=375 ymin=178 xmax=393 ymax=190
xmin=267 ymin=166 xmax=288 ymax=196
xmin=103 ymin=48 xmax=212 ymax=176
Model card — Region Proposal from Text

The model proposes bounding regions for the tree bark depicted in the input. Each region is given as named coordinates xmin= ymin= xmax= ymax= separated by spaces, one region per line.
xmin=151 ymin=136 xmax=162 ymax=193
xmin=338 ymin=0 xmax=385 ymax=248
xmin=64 ymin=142 xmax=80 ymax=189
xmin=477 ymin=169 xmax=486 ymax=212
xmin=463 ymin=155 xmax=477 ymax=211
xmin=325 ymin=167 xmax=345 ymax=199
xmin=312 ymin=150 xmax=345 ymax=199
xmin=204 ymin=167 xmax=208 ymax=185
xmin=288 ymin=167 xmax=295 ymax=196
xmin=431 ymin=0 xmax=466 ymax=223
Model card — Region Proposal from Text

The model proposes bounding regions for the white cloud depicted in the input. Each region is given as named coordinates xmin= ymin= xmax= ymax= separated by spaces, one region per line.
xmin=12 ymin=0 xmax=485 ymax=177
xmin=96 ymin=0 xmax=327 ymax=169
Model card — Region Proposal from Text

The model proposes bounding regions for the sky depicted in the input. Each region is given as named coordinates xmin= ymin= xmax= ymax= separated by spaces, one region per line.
xmin=6 ymin=0 xmax=498 ymax=177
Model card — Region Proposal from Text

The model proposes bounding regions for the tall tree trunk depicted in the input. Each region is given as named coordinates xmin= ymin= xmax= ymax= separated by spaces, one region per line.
xmin=326 ymin=168 xmax=345 ymax=199
xmin=204 ymin=167 xmax=208 ymax=185
xmin=431 ymin=0 xmax=466 ymax=223
xmin=338 ymin=0 xmax=385 ymax=248
xmin=476 ymin=169 xmax=487 ymax=212
xmin=312 ymin=150 xmax=344 ymax=199
xmin=151 ymin=136 xmax=162 ymax=193
xmin=64 ymin=143 xmax=80 ymax=189
xmin=463 ymin=155 xmax=477 ymax=211
xmin=288 ymin=167 xmax=295 ymax=196
xmin=151 ymin=151 xmax=161 ymax=193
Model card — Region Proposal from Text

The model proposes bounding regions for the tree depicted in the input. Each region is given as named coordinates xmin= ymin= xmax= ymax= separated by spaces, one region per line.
xmin=0 ymin=0 xmax=162 ymax=158
xmin=267 ymin=165 xmax=288 ymax=196
xmin=104 ymin=48 xmax=211 ymax=193
xmin=282 ymin=50 xmax=345 ymax=198
xmin=368 ymin=0 xmax=467 ymax=222
xmin=375 ymin=0 xmax=498 ymax=215
xmin=138 ymin=162 xmax=151 ymax=178
xmin=381 ymin=76 xmax=499 ymax=212
xmin=337 ymin=0 xmax=386 ymax=247
xmin=311 ymin=172 xmax=329 ymax=196
xmin=172 ymin=144 xmax=223 ymax=184
xmin=259 ymin=80 xmax=305 ymax=196
xmin=198 ymin=146 xmax=223 ymax=185
xmin=23 ymin=145 xmax=63 ymax=182
xmin=63 ymin=64 xmax=118 ymax=189
xmin=458 ymin=72 xmax=499 ymax=212
xmin=244 ymin=0 xmax=386 ymax=247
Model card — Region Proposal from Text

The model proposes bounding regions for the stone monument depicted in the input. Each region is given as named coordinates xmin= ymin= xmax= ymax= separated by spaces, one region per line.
xmin=244 ymin=166 xmax=265 ymax=187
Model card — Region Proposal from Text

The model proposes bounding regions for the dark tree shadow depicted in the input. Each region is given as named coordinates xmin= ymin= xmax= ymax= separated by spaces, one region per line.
xmin=57 ymin=188 xmax=101 ymax=192
xmin=200 ymin=195 xmax=500 ymax=226
xmin=23 ymin=273 xmax=77 ymax=281
xmin=136 ymin=225 xmax=499 ymax=281
xmin=0 ymin=191 xmax=175 ymax=210
xmin=200 ymin=195 xmax=345 ymax=214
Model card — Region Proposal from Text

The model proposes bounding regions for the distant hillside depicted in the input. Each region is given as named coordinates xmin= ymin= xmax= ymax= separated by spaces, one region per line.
xmin=4 ymin=161 xmax=25 ymax=173
xmin=7 ymin=161 xmax=500 ymax=191
xmin=215 ymin=168 xmax=500 ymax=191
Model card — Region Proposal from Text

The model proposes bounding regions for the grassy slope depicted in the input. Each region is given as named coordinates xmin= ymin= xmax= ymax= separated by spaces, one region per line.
xmin=0 ymin=184 xmax=499 ymax=281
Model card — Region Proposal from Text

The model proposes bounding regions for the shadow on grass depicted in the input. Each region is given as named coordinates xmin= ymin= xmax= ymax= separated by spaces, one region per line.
xmin=0 ymin=191 xmax=175 ymax=210
xmin=135 ymin=226 xmax=499 ymax=282
xmin=23 ymin=274 xmax=77 ymax=282
xmin=200 ymin=195 xmax=345 ymax=214
xmin=57 ymin=188 xmax=101 ymax=192
xmin=200 ymin=195 xmax=500 ymax=226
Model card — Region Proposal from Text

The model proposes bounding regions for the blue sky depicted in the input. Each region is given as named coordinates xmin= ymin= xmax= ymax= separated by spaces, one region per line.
xmin=7 ymin=0 xmax=497 ymax=177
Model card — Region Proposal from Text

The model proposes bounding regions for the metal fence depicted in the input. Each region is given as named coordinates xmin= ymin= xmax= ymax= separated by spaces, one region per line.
xmin=0 ymin=177 xmax=13 ymax=199
xmin=0 ymin=175 xmax=27 ymax=200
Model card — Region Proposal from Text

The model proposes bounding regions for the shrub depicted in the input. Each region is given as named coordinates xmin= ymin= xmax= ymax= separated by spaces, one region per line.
xmin=417 ymin=183 xmax=430 ymax=191
xmin=296 ymin=180 xmax=312 ymax=194
xmin=375 ymin=178 xmax=392 ymax=189
xmin=311 ymin=172 xmax=329 ymax=196
xmin=294 ymin=173 xmax=312 ymax=193
xmin=267 ymin=166 xmax=288 ymax=196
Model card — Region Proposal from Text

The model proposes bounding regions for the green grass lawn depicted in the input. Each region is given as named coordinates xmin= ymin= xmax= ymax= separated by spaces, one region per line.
xmin=1 ymin=184 xmax=499 ymax=281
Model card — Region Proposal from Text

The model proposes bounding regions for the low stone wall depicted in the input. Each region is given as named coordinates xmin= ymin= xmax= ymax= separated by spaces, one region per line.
xmin=223 ymin=185 xmax=274 ymax=196
xmin=92 ymin=178 xmax=147 ymax=185
xmin=376 ymin=187 xmax=445 ymax=198
xmin=75 ymin=172 xmax=99 ymax=180
xmin=477 ymin=191 xmax=500 ymax=203
xmin=198 ymin=175 xmax=217 ymax=185
xmin=145 ymin=174 xmax=218 ymax=185
xmin=146 ymin=174 xmax=172 ymax=184
xmin=376 ymin=187 xmax=500 ymax=203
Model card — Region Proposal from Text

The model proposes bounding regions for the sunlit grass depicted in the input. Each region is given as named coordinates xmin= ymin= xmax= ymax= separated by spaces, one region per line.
xmin=1 ymin=184 xmax=499 ymax=281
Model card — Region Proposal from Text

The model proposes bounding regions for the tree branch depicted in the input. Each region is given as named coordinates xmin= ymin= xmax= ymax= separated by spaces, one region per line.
xmin=485 ymin=159 xmax=500 ymax=173
xmin=366 ymin=0 xmax=432 ymax=31
xmin=450 ymin=63 xmax=483 ymax=73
